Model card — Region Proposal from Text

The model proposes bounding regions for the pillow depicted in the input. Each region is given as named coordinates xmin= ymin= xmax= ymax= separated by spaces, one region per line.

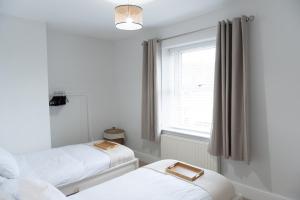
xmin=0 ymin=176 xmax=7 ymax=185
xmin=0 ymin=178 xmax=18 ymax=200
xmin=0 ymin=147 xmax=19 ymax=179
xmin=18 ymin=178 xmax=67 ymax=200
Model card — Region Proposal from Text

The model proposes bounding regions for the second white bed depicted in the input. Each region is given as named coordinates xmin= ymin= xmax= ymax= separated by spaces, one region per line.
xmin=14 ymin=141 xmax=138 ymax=195
xmin=69 ymin=159 xmax=238 ymax=200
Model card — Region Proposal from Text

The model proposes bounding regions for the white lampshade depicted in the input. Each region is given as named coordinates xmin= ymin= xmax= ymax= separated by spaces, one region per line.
xmin=115 ymin=5 xmax=143 ymax=30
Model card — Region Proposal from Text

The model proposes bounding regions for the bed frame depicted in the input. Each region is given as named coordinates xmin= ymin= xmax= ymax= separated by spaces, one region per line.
xmin=58 ymin=158 xmax=139 ymax=196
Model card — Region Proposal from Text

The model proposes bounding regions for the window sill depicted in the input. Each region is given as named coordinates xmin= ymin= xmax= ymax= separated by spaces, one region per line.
xmin=162 ymin=128 xmax=210 ymax=141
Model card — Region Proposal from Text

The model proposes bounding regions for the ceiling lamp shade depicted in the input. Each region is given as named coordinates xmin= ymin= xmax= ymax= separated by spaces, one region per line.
xmin=115 ymin=5 xmax=143 ymax=30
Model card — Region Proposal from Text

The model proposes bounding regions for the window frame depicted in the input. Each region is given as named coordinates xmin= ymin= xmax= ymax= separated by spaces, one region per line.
xmin=161 ymin=39 xmax=216 ymax=137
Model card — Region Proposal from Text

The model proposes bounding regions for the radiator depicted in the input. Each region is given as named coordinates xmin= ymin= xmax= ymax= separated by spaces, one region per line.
xmin=161 ymin=133 xmax=219 ymax=172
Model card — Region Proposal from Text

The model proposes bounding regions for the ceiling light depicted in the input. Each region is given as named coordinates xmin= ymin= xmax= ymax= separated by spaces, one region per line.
xmin=115 ymin=5 xmax=143 ymax=30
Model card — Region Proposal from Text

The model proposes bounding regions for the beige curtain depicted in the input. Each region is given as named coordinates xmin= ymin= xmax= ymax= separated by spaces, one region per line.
xmin=141 ymin=39 xmax=161 ymax=142
xmin=208 ymin=16 xmax=249 ymax=161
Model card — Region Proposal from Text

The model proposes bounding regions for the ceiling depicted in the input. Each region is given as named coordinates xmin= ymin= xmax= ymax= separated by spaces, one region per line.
xmin=0 ymin=0 xmax=231 ymax=40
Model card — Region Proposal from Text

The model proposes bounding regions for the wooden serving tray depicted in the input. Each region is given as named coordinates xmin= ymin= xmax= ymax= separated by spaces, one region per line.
xmin=94 ymin=140 xmax=118 ymax=150
xmin=166 ymin=162 xmax=204 ymax=181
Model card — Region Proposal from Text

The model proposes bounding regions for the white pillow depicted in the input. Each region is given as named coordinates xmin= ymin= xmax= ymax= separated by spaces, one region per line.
xmin=0 ymin=178 xmax=18 ymax=200
xmin=18 ymin=178 xmax=67 ymax=200
xmin=0 ymin=148 xmax=19 ymax=179
xmin=0 ymin=176 xmax=7 ymax=185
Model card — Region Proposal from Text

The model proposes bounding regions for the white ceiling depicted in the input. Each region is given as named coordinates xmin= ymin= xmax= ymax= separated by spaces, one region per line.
xmin=0 ymin=0 xmax=230 ymax=39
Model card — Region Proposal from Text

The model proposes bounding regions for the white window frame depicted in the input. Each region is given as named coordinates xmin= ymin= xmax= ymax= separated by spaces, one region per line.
xmin=161 ymin=39 xmax=216 ymax=138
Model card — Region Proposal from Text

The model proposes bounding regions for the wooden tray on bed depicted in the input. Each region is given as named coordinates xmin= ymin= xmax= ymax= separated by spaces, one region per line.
xmin=94 ymin=140 xmax=118 ymax=150
xmin=166 ymin=162 xmax=204 ymax=182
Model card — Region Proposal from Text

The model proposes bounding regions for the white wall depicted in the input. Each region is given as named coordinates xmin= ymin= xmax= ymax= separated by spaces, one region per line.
xmin=112 ymin=30 xmax=161 ymax=157
xmin=112 ymin=0 xmax=300 ymax=199
xmin=47 ymin=29 xmax=115 ymax=147
xmin=0 ymin=15 xmax=51 ymax=154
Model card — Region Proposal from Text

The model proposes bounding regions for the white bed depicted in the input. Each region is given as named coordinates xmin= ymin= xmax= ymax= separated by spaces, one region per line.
xmin=14 ymin=141 xmax=138 ymax=195
xmin=0 ymin=159 xmax=241 ymax=200
xmin=69 ymin=160 xmax=241 ymax=200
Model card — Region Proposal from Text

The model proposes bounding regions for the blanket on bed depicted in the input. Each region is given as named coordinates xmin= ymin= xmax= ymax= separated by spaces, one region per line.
xmin=144 ymin=159 xmax=235 ymax=200
xmin=15 ymin=142 xmax=135 ymax=187
xmin=69 ymin=166 xmax=212 ymax=200
xmin=88 ymin=140 xmax=135 ymax=167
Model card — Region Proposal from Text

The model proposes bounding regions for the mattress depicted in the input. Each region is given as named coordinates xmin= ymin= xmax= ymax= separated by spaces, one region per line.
xmin=69 ymin=160 xmax=236 ymax=200
xmin=15 ymin=141 xmax=135 ymax=187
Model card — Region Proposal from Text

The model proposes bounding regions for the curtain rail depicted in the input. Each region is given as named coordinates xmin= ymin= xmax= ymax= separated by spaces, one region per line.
xmin=142 ymin=15 xmax=254 ymax=45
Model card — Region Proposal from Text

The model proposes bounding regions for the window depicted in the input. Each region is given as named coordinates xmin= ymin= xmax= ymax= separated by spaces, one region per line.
xmin=162 ymin=41 xmax=216 ymax=135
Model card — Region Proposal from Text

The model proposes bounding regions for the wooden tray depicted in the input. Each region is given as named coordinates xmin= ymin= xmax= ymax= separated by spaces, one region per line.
xmin=166 ymin=162 xmax=204 ymax=181
xmin=94 ymin=140 xmax=118 ymax=150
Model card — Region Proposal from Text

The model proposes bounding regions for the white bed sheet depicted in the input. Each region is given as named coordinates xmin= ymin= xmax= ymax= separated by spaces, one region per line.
xmin=145 ymin=159 xmax=236 ymax=200
xmin=15 ymin=142 xmax=135 ymax=187
xmin=69 ymin=167 xmax=212 ymax=200
xmin=88 ymin=140 xmax=135 ymax=167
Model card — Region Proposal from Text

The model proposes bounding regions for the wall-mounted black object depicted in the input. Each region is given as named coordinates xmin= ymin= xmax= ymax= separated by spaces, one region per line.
xmin=49 ymin=96 xmax=68 ymax=106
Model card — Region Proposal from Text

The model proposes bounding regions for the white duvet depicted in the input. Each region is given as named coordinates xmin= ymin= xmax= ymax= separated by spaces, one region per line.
xmin=69 ymin=168 xmax=212 ymax=200
xmin=1 ymin=160 xmax=236 ymax=200
xmin=15 ymin=142 xmax=135 ymax=187
xmin=69 ymin=159 xmax=235 ymax=200
xmin=144 ymin=160 xmax=235 ymax=200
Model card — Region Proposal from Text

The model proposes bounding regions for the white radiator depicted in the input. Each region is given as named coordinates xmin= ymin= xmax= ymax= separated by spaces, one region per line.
xmin=161 ymin=133 xmax=219 ymax=172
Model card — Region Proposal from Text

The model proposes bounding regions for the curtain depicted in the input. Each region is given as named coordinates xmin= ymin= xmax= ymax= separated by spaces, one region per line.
xmin=141 ymin=39 xmax=162 ymax=142
xmin=208 ymin=16 xmax=249 ymax=161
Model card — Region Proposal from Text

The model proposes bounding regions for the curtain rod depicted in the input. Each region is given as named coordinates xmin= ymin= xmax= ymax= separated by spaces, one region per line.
xmin=142 ymin=15 xmax=254 ymax=45
xmin=158 ymin=25 xmax=217 ymax=42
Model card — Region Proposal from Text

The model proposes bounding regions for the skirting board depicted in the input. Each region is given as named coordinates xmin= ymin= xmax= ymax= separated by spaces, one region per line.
xmin=232 ymin=181 xmax=291 ymax=200
xmin=133 ymin=150 xmax=291 ymax=200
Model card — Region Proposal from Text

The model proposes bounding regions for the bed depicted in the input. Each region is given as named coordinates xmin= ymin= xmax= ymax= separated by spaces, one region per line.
xmin=0 ymin=159 xmax=241 ymax=200
xmin=69 ymin=159 xmax=241 ymax=200
xmin=10 ymin=140 xmax=138 ymax=195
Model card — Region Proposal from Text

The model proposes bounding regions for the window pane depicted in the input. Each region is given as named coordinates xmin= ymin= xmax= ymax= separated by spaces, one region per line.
xmin=169 ymin=45 xmax=215 ymax=133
